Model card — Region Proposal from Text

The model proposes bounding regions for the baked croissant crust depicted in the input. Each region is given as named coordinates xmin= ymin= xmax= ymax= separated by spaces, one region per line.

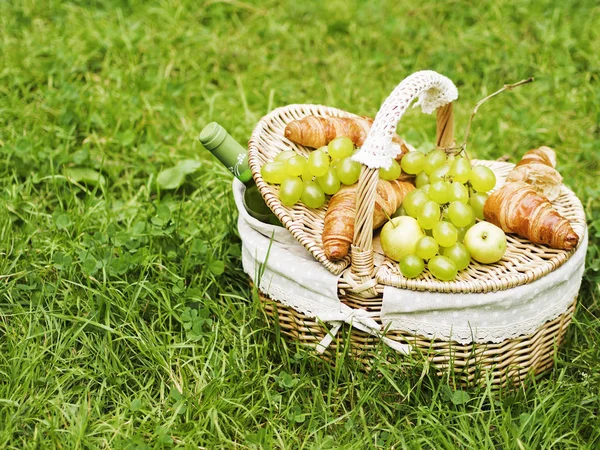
xmin=483 ymin=181 xmax=578 ymax=250
xmin=507 ymin=146 xmax=563 ymax=201
xmin=323 ymin=179 xmax=415 ymax=261
xmin=284 ymin=115 xmax=409 ymax=160
xmin=515 ymin=146 xmax=557 ymax=168
xmin=284 ymin=115 xmax=371 ymax=148
xmin=506 ymin=162 xmax=563 ymax=201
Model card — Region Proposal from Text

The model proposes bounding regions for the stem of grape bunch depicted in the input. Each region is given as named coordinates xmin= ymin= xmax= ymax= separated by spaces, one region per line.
xmin=448 ymin=77 xmax=535 ymax=159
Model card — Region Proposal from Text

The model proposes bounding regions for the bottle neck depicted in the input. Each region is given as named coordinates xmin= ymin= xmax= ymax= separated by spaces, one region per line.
xmin=199 ymin=122 xmax=253 ymax=185
xmin=199 ymin=122 xmax=281 ymax=227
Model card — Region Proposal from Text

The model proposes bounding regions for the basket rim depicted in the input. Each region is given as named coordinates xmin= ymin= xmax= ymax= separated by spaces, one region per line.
xmin=248 ymin=103 xmax=587 ymax=294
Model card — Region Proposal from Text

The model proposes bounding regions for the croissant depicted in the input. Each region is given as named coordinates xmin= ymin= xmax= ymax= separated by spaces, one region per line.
xmin=323 ymin=179 xmax=415 ymax=261
xmin=284 ymin=115 xmax=407 ymax=158
xmin=507 ymin=146 xmax=563 ymax=200
xmin=483 ymin=181 xmax=578 ymax=250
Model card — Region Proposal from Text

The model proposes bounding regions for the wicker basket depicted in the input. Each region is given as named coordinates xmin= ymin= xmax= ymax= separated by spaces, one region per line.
xmin=246 ymin=71 xmax=587 ymax=388
xmin=259 ymin=292 xmax=577 ymax=387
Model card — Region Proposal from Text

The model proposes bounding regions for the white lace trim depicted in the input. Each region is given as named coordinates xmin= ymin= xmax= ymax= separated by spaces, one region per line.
xmin=353 ymin=70 xmax=458 ymax=169
xmin=241 ymin=239 xmax=410 ymax=355
xmin=383 ymin=290 xmax=579 ymax=345
xmin=242 ymin=245 xmax=341 ymax=318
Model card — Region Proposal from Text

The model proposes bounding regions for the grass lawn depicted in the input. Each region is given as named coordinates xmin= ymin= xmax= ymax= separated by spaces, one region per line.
xmin=1 ymin=0 xmax=599 ymax=448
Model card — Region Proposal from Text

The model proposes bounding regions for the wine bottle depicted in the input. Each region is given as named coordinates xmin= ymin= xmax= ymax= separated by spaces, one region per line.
xmin=199 ymin=122 xmax=281 ymax=226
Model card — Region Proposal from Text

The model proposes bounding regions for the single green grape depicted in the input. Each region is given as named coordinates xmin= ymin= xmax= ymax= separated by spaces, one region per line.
xmin=400 ymin=152 xmax=425 ymax=174
xmin=429 ymin=181 xmax=451 ymax=204
xmin=415 ymin=171 xmax=430 ymax=188
xmin=428 ymin=255 xmax=458 ymax=281
xmin=449 ymin=157 xmax=471 ymax=183
xmin=307 ymin=149 xmax=330 ymax=177
xmin=336 ymin=156 xmax=362 ymax=185
xmin=423 ymin=149 xmax=447 ymax=175
xmin=328 ymin=136 xmax=354 ymax=160
xmin=379 ymin=159 xmax=401 ymax=180
xmin=469 ymin=192 xmax=489 ymax=220
xmin=449 ymin=181 xmax=469 ymax=203
xmin=261 ymin=161 xmax=287 ymax=184
xmin=275 ymin=150 xmax=297 ymax=163
xmin=432 ymin=221 xmax=458 ymax=247
xmin=442 ymin=242 xmax=471 ymax=271
xmin=447 ymin=201 xmax=475 ymax=228
xmin=415 ymin=236 xmax=439 ymax=260
xmin=301 ymin=181 xmax=326 ymax=209
xmin=429 ymin=164 xmax=451 ymax=183
xmin=469 ymin=165 xmax=496 ymax=192
xmin=279 ymin=176 xmax=304 ymax=206
xmin=285 ymin=155 xmax=308 ymax=177
xmin=417 ymin=200 xmax=441 ymax=230
xmin=399 ymin=254 xmax=425 ymax=278
xmin=317 ymin=169 xmax=341 ymax=195
xmin=329 ymin=157 xmax=340 ymax=171
xmin=403 ymin=189 xmax=430 ymax=218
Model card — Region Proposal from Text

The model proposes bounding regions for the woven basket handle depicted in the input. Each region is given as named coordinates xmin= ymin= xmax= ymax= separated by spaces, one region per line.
xmin=350 ymin=71 xmax=458 ymax=279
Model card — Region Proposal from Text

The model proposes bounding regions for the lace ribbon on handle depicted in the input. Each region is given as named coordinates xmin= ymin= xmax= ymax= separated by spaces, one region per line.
xmin=353 ymin=70 xmax=458 ymax=169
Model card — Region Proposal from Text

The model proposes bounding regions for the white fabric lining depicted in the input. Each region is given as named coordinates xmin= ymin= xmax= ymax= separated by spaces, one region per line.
xmin=234 ymin=179 xmax=585 ymax=350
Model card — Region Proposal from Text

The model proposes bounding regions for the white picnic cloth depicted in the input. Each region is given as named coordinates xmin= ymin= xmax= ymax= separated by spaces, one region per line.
xmin=381 ymin=230 xmax=587 ymax=343
xmin=234 ymin=178 xmax=585 ymax=349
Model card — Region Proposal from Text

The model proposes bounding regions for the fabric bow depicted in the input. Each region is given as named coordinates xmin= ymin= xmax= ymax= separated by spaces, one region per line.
xmin=316 ymin=308 xmax=411 ymax=355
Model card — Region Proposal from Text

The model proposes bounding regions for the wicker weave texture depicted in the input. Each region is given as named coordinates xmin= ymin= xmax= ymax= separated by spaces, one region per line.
xmin=259 ymin=290 xmax=576 ymax=388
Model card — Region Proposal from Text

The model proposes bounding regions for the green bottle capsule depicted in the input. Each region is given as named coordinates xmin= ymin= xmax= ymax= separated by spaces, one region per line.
xmin=199 ymin=122 xmax=281 ymax=226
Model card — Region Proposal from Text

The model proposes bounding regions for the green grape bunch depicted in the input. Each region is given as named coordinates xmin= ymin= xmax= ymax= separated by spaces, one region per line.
xmin=263 ymin=140 xmax=502 ymax=282
xmin=393 ymin=148 xmax=500 ymax=281
xmin=261 ymin=136 xmax=364 ymax=209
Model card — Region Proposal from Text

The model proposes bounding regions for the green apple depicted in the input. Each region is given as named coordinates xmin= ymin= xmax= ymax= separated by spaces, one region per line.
xmin=380 ymin=216 xmax=425 ymax=262
xmin=464 ymin=221 xmax=507 ymax=264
